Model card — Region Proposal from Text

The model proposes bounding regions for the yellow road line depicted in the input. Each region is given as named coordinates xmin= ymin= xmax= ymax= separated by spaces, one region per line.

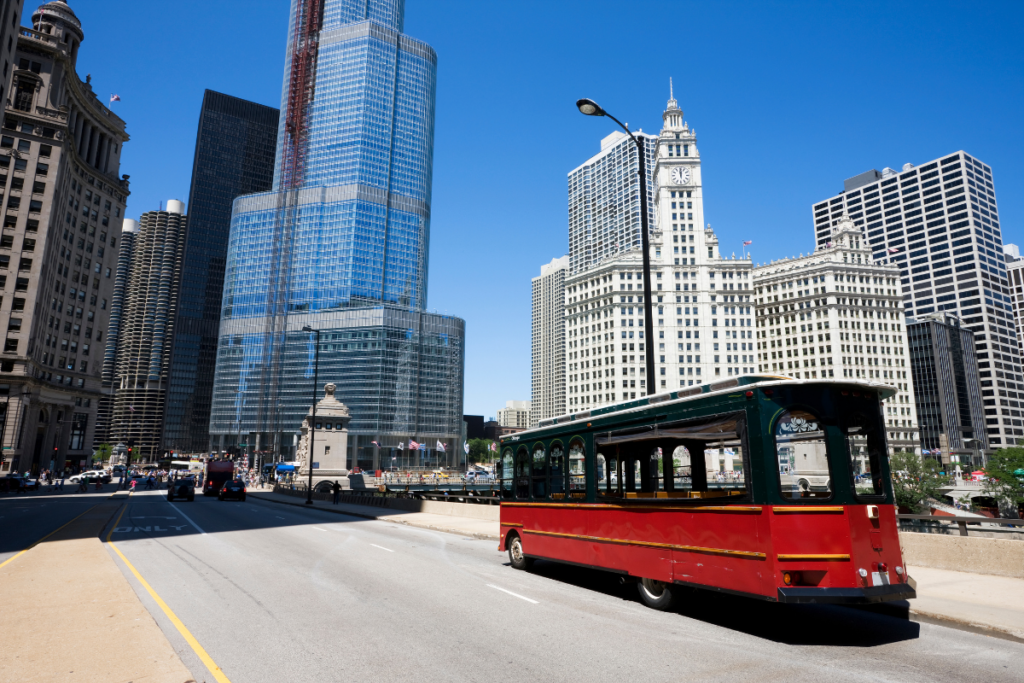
xmin=0 ymin=504 xmax=97 ymax=571
xmin=106 ymin=499 xmax=232 ymax=683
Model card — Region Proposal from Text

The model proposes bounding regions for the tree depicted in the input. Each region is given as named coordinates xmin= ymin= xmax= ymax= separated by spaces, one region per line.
xmin=93 ymin=443 xmax=113 ymax=467
xmin=888 ymin=451 xmax=944 ymax=513
xmin=983 ymin=446 xmax=1024 ymax=517
xmin=467 ymin=439 xmax=496 ymax=466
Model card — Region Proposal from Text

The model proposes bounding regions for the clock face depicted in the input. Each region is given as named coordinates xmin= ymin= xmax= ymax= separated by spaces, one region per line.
xmin=671 ymin=167 xmax=691 ymax=185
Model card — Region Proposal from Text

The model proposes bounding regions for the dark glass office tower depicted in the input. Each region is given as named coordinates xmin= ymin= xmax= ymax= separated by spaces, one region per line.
xmin=162 ymin=91 xmax=279 ymax=454
xmin=209 ymin=0 xmax=466 ymax=471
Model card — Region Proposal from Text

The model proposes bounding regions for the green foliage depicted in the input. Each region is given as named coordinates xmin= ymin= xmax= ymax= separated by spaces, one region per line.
xmin=888 ymin=451 xmax=944 ymax=513
xmin=93 ymin=443 xmax=113 ymax=466
xmin=983 ymin=446 xmax=1024 ymax=510
xmin=466 ymin=438 xmax=496 ymax=465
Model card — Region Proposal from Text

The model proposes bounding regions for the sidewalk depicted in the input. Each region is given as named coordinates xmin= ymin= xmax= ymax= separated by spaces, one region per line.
xmin=248 ymin=488 xmax=501 ymax=540
xmin=908 ymin=565 xmax=1024 ymax=641
xmin=0 ymin=494 xmax=194 ymax=683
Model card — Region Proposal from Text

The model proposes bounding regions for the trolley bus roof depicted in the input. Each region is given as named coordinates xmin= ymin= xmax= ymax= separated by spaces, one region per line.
xmin=503 ymin=375 xmax=896 ymax=443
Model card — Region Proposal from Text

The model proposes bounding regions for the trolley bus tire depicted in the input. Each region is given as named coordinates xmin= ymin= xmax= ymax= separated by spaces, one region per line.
xmin=508 ymin=534 xmax=533 ymax=571
xmin=637 ymin=578 xmax=677 ymax=611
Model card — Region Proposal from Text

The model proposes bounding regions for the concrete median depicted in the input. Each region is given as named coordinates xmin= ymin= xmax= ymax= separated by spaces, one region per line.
xmin=900 ymin=531 xmax=1024 ymax=579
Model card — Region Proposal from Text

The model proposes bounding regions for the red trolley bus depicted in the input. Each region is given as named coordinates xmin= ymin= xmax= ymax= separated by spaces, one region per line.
xmin=498 ymin=375 xmax=916 ymax=610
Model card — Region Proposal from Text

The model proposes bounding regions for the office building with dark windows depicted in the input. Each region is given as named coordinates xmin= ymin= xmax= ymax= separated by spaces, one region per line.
xmin=811 ymin=151 xmax=1023 ymax=448
xmin=907 ymin=312 xmax=986 ymax=465
xmin=162 ymin=91 xmax=279 ymax=455
xmin=0 ymin=2 xmax=131 ymax=474
xmin=209 ymin=0 xmax=465 ymax=472
xmin=108 ymin=203 xmax=187 ymax=462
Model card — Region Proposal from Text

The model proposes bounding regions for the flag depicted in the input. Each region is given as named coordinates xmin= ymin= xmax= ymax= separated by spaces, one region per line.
xmin=743 ymin=240 xmax=752 ymax=246
xmin=409 ymin=440 xmax=420 ymax=451
xmin=371 ymin=440 xmax=380 ymax=448
xmin=463 ymin=442 xmax=470 ymax=455
xmin=110 ymin=94 xmax=121 ymax=103
xmin=397 ymin=442 xmax=404 ymax=450
xmin=888 ymin=247 xmax=901 ymax=253
xmin=129 ymin=405 xmax=135 ymax=412
xmin=488 ymin=442 xmax=497 ymax=452
xmin=436 ymin=440 xmax=446 ymax=453
xmin=826 ymin=242 xmax=833 ymax=248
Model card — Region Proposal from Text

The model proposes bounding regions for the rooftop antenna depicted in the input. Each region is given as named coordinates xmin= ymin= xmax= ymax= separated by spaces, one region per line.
xmin=670 ymin=77 xmax=674 ymax=100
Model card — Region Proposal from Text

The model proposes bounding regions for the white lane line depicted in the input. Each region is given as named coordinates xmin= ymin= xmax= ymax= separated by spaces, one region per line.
xmin=167 ymin=502 xmax=206 ymax=535
xmin=276 ymin=516 xmax=285 ymax=519
xmin=486 ymin=584 xmax=538 ymax=604
xmin=369 ymin=544 xmax=394 ymax=553
xmin=312 ymin=527 xmax=329 ymax=532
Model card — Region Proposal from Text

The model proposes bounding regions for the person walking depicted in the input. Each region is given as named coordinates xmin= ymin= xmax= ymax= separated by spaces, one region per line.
xmin=55 ymin=474 xmax=64 ymax=493
xmin=332 ymin=480 xmax=341 ymax=505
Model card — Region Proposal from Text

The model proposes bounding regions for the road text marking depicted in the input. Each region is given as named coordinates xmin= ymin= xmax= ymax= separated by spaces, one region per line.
xmin=487 ymin=584 xmax=539 ymax=604
xmin=370 ymin=544 xmax=394 ymax=553
xmin=107 ymin=503 xmax=231 ymax=683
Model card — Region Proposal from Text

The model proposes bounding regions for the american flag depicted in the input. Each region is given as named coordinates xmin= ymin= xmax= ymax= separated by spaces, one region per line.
xmin=888 ymin=247 xmax=901 ymax=253
xmin=409 ymin=440 xmax=421 ymax=451
xmin=371 ymin=440 xmax=380 ymax=448
xmin=110 ymin=94 xmax=121 ymax=104
xmin=743 ymin=240 xmax=752 ymax=246
xmin=488 ymin=442 xmax=497 ymax=452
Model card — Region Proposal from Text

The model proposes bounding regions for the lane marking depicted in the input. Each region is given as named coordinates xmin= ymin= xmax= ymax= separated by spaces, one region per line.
xmin=312 ymin=527 xmax=328 ymax=532
xmin=486 ymin=584 xmax=539 ymax=604
xmin=0 ymin=504 xmax=97 ymax=570
xmin=106 ymin=502 xmax=231 ymax=683
xmin=370 ymin=544 xmax=394 ymax=553
xmin=275 ymin=516 xmax=285 ymax=519
xmin=167 ymin=502 xmax=206 ymax=535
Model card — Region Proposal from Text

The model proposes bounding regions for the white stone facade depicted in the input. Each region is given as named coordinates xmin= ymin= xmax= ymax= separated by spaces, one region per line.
xmin=297 ymin=383 xmax=351 ymax=480
xmin=531 ymin=256 xmax=567 ymax=427
xmin=563 ymin=90 xmax=753 ymax=414
xmin=498 ymin=400 xmax=532 ymax=429
xmin=753 ymin=217 xmax=920 ymax=454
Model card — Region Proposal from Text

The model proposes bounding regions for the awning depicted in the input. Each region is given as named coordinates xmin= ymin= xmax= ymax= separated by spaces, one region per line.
xmin=595 ymin=416 xmax=741 ymax=446
xmin=276 ymin=464 xmax=296 ymax=472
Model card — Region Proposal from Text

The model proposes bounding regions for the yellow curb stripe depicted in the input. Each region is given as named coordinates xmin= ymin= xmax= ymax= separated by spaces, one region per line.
xmin=0 ymin=504 xmax=98 ymax=571
xmin=106 ymin=499 xmax=232 ymax=683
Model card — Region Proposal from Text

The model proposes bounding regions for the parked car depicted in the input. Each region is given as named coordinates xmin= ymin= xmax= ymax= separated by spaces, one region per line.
xmin=465 ymin=471 xmax=493 ymax=482
xmin=68 ymin=470 xmax=111 ymax=484
xmin=167 ymin=477 xmax=196 ymax=502
xmin=2 ymin=474 xmax=40 ymax=491
xmin=218 ymin=479 xmax=246 ymax=502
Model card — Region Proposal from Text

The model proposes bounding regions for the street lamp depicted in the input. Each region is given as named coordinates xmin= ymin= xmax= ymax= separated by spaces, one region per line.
xmin=576 ymin=98 xmax=656 ymax=395
xmin=302 ymin=325 xmax=320 ymax=504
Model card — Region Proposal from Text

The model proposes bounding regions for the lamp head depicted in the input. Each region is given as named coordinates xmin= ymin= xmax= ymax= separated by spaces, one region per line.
xmin=302 ymin=325 xmax=314 ymax=333
xmin=576 ymin=98 xmax=605 ymax=117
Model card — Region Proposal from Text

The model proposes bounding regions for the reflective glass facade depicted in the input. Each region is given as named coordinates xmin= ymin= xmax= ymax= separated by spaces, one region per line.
xmin=163 ymin=91 xmax=279 ymax=453
xmin=210 ymin=0 xmax=464 ymax=464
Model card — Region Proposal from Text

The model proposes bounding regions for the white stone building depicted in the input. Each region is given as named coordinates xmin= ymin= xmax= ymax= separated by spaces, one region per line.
xmin=1004 ymin=244 xmax=1024 ymax=362
xmin=564 ymin=89 xmax=754 ymax=413
xmin=531 ymin=255 xmax=567 ymax=427
xmin=497 ymin=400 xmax=532 ymax=429
xmin=753 ymin=217 xmax=920 ymax=454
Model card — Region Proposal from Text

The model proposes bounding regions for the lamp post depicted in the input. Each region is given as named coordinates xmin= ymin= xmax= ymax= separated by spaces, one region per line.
xmin=576 ymin=98 xmax=655 ymax=395
xmin=302 ymin=325 xmax=320 ymax=505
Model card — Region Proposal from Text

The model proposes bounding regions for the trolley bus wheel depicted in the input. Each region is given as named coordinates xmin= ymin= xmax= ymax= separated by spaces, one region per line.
xmin=637 ymin=578 xmax=677 ymax=611
xmin=508 ymin=534 xmax=533 ymax=571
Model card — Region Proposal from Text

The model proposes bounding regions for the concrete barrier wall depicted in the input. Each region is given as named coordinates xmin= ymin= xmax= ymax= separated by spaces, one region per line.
xmin=384 ymin=497 xmax=499 ymax=521
xmin=900 ymin=531 xmax=1024 ymax=579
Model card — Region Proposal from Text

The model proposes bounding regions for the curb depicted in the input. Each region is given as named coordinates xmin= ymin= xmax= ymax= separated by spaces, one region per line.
xmin=909 ymin=609 xmax=1024 ymax=645
xmin=247 ymin=493 xmax=501 ymax=541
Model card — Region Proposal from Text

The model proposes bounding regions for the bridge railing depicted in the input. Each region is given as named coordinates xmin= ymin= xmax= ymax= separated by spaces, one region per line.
xmin=896 ymin=513 xmax=1024 ymax=537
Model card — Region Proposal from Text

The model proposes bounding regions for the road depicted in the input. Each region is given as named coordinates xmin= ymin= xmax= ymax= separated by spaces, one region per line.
xmin=13 ymin=487 xmax=1022 ymax=682
xmin=0 ymin=488 xmax=106 ymax=564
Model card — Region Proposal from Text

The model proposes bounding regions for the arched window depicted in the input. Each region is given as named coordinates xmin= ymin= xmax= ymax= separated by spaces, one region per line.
xmin=775 ymin=409 xmax=832 ymax=500
xmin=500 ymin=448 xmax=514 ymax=499
xmin=531 ymin=443 xmax=547 ymax=498
xmin=515 ymin=447 xmax=530 ymax=500
xmin=568 ymin=440 xmax=586 ymax=497
xmin=549 ymin=443 xmax=565 ymax=498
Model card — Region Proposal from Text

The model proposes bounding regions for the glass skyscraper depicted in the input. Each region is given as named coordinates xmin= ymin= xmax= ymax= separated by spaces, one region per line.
xmin=163 ymin=91 xmax=279 ymax=454
xmin=209 ymin=0 xmax=465 ymax=470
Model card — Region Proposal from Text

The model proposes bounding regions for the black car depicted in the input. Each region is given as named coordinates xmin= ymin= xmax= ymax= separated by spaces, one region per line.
xmin=167 ymin=477 xmax=195 ymax=502
xmin=218 ymin=479 xmax=246 ymax=502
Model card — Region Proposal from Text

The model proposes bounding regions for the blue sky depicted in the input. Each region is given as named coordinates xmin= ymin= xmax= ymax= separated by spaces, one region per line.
xmin=45 ymin=1 xmax=1023 ymax=418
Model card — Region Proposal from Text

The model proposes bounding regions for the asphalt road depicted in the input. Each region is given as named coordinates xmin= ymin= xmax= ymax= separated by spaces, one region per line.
xmin=95 ymin=489 xmax=1023 ymax=683
xmin=0 ymin=487 xmax=110 ymax=564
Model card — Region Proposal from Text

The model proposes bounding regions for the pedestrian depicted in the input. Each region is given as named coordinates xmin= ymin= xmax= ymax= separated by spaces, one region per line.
xmin=332 ymin=480 xmax=341 ymax=505
xmin=55 ymin=474 xmax=64 ymax=492
xmin=130 ymin=478 xmax=137 ymax=492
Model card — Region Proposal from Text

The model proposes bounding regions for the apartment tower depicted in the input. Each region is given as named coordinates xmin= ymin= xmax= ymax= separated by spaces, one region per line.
xmin=531 ymin=255 xmax=567 ymax=427
xmin=812 ymin=152 xmax=1022 ymax=448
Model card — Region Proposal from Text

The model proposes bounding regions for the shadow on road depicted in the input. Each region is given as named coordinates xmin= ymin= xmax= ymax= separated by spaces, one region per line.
xmin=527 ymin=559 xmax=921 ymax=647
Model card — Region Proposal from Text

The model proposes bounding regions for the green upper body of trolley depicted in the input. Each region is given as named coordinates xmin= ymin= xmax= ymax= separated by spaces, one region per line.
xmin=498 ymin=375 xmax=897 ymax=508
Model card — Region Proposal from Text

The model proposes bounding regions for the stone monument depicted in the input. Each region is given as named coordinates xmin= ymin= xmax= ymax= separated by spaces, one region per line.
xmin=296 ymin=383 xmax=351 ymax=487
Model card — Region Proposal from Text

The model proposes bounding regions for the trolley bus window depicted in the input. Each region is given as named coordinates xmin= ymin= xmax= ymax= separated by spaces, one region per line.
xmin=672 ymin=445 xmax=694 ymax=492
xmin=532 ymin=444 xmax=547 ymax=499
xmin=596 ymin=451 xmax=617 ymax=497
xmin=845 ymin=414 xmax=885 ymax=497
xmin=568 ymin=441 xmax=586 ymax=497
xmin=515 ymin=448 xmax=530 ymax=499
xmin=775 ymin=410 xmax=832 ymax=500
xmin=501 ymin=449 xmax=514 ymax=499
xmin=549 ymin=444 xmax=565 ymax=498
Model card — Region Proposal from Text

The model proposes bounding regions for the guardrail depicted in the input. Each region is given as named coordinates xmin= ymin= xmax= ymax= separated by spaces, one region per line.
xmin=896 ymin=514 xmax=1024 ymax=537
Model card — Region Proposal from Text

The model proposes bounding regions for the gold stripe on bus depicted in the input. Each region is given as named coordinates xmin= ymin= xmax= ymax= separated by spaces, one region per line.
xmin=523 ymin=529 xmax=766 ymax=560
xmin=772 ymin=507 xmax=845 ymax=513
xmin=501 ymin=502 xmax=762 ymax=513
xmin=776 ymin=554 xmax=851 ymax=561
xmin=501 ymin=522 xmax=524 ymax=528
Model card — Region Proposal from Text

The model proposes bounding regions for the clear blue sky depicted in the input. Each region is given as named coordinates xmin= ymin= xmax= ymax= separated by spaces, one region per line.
xmin=44 ymin=0 xmax=1023 ymax=418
